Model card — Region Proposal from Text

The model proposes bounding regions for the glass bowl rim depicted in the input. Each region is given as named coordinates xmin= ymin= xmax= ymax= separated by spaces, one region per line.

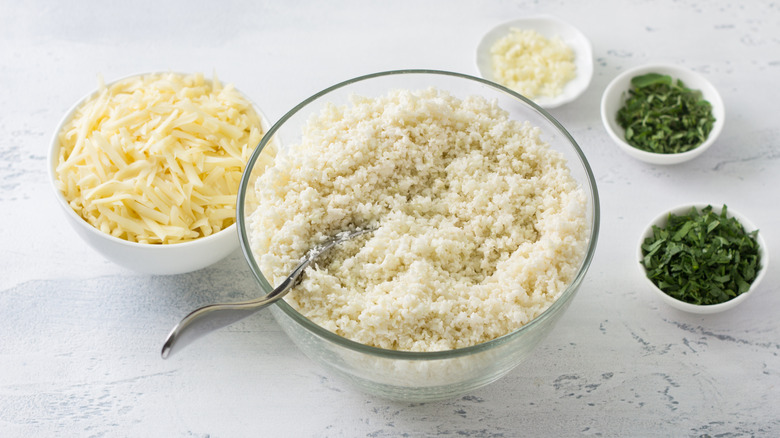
xmin=236 ymin=68 xmax=601 ymax=360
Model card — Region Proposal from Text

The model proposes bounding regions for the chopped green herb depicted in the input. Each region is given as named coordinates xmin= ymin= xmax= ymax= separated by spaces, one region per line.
xmin=641 ymin=205 xmax=761 ymax=305
xmin=616 ymin=72 xmax=716 ymax=154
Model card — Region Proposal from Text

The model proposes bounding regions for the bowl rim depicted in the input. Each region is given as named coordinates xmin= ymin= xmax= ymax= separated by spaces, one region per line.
xmin=48 ymin=71 xmax=269 ymax=249
xmin=637 ymin=203 xmax=768 ymax=314
xmin=237 ymin=68 xmax=600 ymax=360
xmin=475 ymin=14 xmax=594 ymax=109
xmin=600 ymin=63 xmax=725 ymax=165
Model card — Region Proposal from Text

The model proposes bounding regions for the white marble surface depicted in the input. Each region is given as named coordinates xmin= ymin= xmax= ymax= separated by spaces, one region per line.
xmin=2 ymin=0 xmax=779 ymax=436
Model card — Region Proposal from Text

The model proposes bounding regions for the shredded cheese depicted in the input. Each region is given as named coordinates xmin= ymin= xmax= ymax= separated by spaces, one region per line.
xmin=490 ymin=28 xmax=576 ymax=99
xmin=55 ymin=72 xmax=270 ymax=244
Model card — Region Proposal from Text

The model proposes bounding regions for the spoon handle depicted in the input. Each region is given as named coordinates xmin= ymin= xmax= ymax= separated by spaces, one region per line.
xmin=160 ymin=227 xmax=373 ymax=359
xmin=160 ymin=260 xmax=309 ymax=359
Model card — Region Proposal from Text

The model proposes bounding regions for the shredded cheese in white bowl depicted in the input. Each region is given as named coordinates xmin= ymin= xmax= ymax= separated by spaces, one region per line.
xmin=55 ymin=72 xmax=265 ymax=244
xmin=49 ymin=71 xmax=272 ymax=274
xmin=476 ymin=15 xmax=593 ymax=109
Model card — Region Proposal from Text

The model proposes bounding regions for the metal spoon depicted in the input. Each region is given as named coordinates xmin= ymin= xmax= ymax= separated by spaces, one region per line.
xmin=161 ymin=227 xmax=373 ymax=359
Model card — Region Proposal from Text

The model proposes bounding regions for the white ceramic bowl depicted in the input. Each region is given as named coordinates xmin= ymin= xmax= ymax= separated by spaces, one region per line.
xmin=637 ymin=204 xmax=767 ymax=314
xmin=476 ymin=15 xmax=593 ymax=109
xmin=601 ymin=64 xmax=725 ymax=165
xmin=48 ymin=72 xmax=270 ymax=275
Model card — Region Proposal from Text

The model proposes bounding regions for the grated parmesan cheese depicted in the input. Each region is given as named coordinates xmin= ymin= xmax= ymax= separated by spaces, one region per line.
xmin=249 ymin=88 xmax=589 ymax=352
xmin=55 ymin=72 xmax=269 ymax=244
xmin=490 ymin=28 xmax=576 ymax=99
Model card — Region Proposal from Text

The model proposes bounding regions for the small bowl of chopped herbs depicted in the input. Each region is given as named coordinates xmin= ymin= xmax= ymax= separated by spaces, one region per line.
xmin=601 ymin=64 xmax=724 ymax=165
xmin=638 ymin=204 xmax=767 ymax=314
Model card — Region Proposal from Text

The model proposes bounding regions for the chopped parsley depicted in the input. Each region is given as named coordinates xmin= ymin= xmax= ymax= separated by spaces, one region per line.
xmin=617 ymin=72 xmax=716 ymax=154
xmin=641 ymin=205 xmax=761 ymax=305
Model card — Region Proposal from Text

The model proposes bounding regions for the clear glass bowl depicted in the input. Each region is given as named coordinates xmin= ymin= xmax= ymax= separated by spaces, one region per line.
xmin=237 ymin=70 xmax=600 ymax=402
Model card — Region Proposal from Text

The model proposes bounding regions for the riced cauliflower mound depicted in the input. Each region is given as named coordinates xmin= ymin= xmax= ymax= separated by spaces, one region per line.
xmin=249 ymin=88 xmax=588 ymax=352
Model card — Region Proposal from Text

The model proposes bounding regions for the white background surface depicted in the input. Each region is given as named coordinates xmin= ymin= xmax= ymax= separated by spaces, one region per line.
xmin=2 ymin=0 xmax=779 ymax=436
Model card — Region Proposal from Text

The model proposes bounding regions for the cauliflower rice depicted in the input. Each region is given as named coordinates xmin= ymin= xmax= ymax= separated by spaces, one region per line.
xmin=249 ymin=88 xmax=588 ymax=352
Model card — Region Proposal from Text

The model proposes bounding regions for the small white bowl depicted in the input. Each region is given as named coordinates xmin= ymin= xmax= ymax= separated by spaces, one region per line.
xmin=476 ymin=15 xmax=593 ymax=109
xmin=48 ymin=72 xmax=270 ymax=275
xmin=601 ymin=64 xmax=725 ymax=165
xmin=637 ymin=204 xmax=767 ymax=314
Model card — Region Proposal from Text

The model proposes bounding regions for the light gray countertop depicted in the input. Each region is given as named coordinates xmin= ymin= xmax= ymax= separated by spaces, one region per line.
xmin=2 ymin=1 xmax=778 ymax=436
